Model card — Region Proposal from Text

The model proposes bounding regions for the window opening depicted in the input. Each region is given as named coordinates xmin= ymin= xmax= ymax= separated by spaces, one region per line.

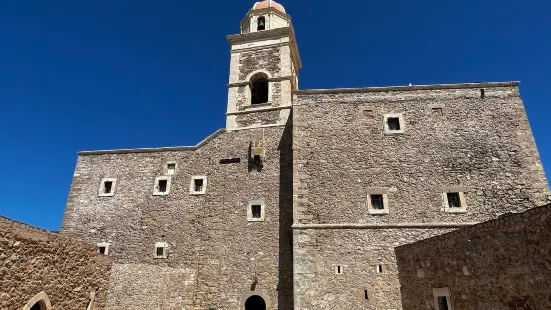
xmin=98 ymin=246 xmax=106 ymax=255
xmin=103 ymin=181 xmax=113 ymax=194
xmin=219 ymin=157 xmax=241 ymax=164
xmin=370 ymin=195 xmax=384 ymax=210
xmin=480 ymin=89 xmax=485 ymax=99
xmin=156 ymin=246 xmax=165 ymax=258
xmin=251 ymin=205 xmax=262 ymax=219
xmin=30 ymin=303 xmax=41 ymax=310
xmin=336 ymin=265 xmax=343 ymax=274
xmin=251 ymin=77 xmax=269 ymax=105
xmin=432 ymin=108 xmax=443 ymax=116
xmin=447 ymin=192 xmax=461 ymax=209
xmin=364 ymin=290 xmax=369 ymax=300
xmin=387 ymin=117 xmax=401 ymax=131
xmin=167 ymin=163 xmax=176 ymax=175
xmin=375 ymin=264 xmax=383 ymax=273
xmin=438 ymin=296 xmax=449 ymax=310
xmin=194 ymin=179 xmax=204 ymax=192
xmin=257 ymin=16 xmax=266 ymax=31
xmin=158 ymin=180 xmax=168 ymax=193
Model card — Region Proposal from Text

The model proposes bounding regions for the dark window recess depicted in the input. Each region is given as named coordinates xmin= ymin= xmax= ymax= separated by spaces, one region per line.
xmin=432 ymin=108 xmax=443 ymax=116
xmin=337 ymin=266 xmax=342 ymax=274
xmin=371 ymin=195 xmax=384 ymax=210
xmin=376 ymin=264 xmax=383 ymax=273
xmin=104 ymin=181 xmax=113 ymax=194
xmin=257 ymin=16 xmax=266 ymax=31
xmin=480 ymin=89 xmax=485 ymax=99
xmin=447 ymin=192 xmax=462 ymax=208
xmin=220 ymin=157 xmax=241 ymax=164
xmin=251 ymin=205 xmax=262 ymax=218
xmin=253 ymin=155 xmax=261 ymax=165
xmin=194 ymin=179 xmax=204 ymax=192
xmin=30 ymin=303 xmax=41 ymax=310
xmin=364 ymin=290 xmax=369 ymax=300
xmin=158 ymin=180 xmax=168 ymax=193
xmin=98 ymin=246 xmax=106 ymax=254
xmin=251 ymin=78 xmax=269 ymax=105
xmin=156 ymin=247 xmax=164 ymax=257
xmin=387 ymin=117 xmax=401 ymax=130
xmin=438 ymin=296 xmax=449 ymax=310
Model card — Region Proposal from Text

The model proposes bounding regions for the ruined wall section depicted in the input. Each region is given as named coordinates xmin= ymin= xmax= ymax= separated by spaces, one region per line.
xmin=61 ymin=126 xmax=293 ymax=310
xmin=293 ymin=84 xmax=549 ymax=225
xmin=0 ymin=216 xmax=111 ymax=310
xmin=396 ymin=203 xmax=551 ymax=310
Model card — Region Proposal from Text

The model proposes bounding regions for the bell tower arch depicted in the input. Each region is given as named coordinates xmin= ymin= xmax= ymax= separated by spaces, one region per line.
xmin=226 ymin=0 xmax=301 ymax=130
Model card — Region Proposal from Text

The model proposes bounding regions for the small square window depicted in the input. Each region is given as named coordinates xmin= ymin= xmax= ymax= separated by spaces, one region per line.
xmin=251 ymin=205 xmax=262 ymax=218
xmin=248 ymin=199 xmax=265 ymax=222
xmin=97 ymin=242 xmax=110 ymax=255
xmin=167 ymin=163 xmax=176 ymax=175
xmin=447 ymin=193 xmax=461 ymax=209
xmin=383 ymin=113 xmax=405 ymax=134
xmin=442 ymin=190 xmax=467 ymax=213
xmin=370 ymin=195 xmax=384 ymax=210
xmin=387 ymin=118 xmax=400 ymax=130
xmin=98 ymin=178 xmax=117 ymax=197
xmin=153 ymin=176 xmax=171 ymax=196
xmin=189 ymin=176 xmax=207 ymax=195
xmin=155 ymin=242 xmax=167 ymax=258
xmin=367 ymin=192 xmax=389 ymax=215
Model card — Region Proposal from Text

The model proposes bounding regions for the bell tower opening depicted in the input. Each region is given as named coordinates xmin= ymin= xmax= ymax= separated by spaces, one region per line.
xmin=251 ymin=73 xmax=269 ymax=105
xmin=257 ymin=16 xmax=266 ymax=31
xmin=245 ymin=295 xmax=267 ymax=310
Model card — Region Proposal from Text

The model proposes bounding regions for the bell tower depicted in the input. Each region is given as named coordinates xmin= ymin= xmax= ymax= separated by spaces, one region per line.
xmin=226 ymin=0 xmax=301 ymax=131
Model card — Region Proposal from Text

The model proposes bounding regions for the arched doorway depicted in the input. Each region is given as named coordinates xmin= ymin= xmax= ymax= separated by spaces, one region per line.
xmin=244 ymin=295 xmax=266 ymax=310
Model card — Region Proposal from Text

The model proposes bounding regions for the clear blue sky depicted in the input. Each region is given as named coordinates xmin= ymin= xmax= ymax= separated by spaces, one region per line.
xmin=0 ymin=0 xmax=549 ymax=230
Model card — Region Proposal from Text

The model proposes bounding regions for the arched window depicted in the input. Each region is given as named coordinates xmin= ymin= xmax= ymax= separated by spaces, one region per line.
xmin=257 ymin=16 xmax=266 ymax=31
xmin=250 ymin=74 xmax=269 ymax=105
xmin=23 ymin=292 xmax=51 ymax=310
xmin=245 ymin=295 xmax=266 ymax=310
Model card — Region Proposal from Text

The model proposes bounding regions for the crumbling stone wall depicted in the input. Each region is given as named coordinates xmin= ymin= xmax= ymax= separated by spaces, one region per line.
xmin=0 ymin=216 xmax=111 ymax=310
xmin=292 ymin=83 xmax=549 ymax=310
xmin=395 ymin=203 xmax=551 ymax=310
xmin=61 ymin=125 xmax=294 ymax=310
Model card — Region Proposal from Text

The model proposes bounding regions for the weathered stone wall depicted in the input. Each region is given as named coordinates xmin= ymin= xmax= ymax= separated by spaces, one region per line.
xmin=61 ymin=125 xmax=294 ymax=310
xmin=0 ymin=216 xmax=111 ymax=310
xmin=292 ymin=83 xmax=550 ymax=310
xmin=395 ymin=203 xmax=551 ymax=310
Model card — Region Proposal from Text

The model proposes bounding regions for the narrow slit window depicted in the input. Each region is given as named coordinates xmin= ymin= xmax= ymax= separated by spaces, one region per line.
xmin=251 ymin=205 xmax=262 ymax=219
xmin=447 ymin=192 xmax=461 ymax=209
xmin=336 ymin=265 xmax=343 ymax=274
xmin=103 ymin=181 xmax=113 ymax=194
xmin=387 ymin=117 xmax=401 ymax=131
xmin=375 ymin=264 xmax=383 ymax=273
xmin=167 ymin=163 xmax=176 ymax=175
xmin=364 ymin=290 xmax=369 ymax=300
xmin=370 ymin=195 xmax=384 ymax=210
xmin=480 ymin=89 xmax=485 ymax=99
xmin=194 ymin=179 xmax=204 ymax=192
xmin=158 ymin=180 xmax=168 ymax=193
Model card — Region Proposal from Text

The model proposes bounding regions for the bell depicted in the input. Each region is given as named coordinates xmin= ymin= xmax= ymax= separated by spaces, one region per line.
xmin=258 ymin=18 xmax=265 ymax=31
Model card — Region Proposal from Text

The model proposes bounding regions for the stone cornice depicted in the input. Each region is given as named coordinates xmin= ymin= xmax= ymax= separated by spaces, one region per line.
xmin=226 ymin=105 xmax=290 ymax=116
xmin=294 ymin=81 xmax=520 ymax=95
xmin=292 ymin=222 xmax=478 ymax=229
xmin=78 ymin=129 xmax=226 ymax=155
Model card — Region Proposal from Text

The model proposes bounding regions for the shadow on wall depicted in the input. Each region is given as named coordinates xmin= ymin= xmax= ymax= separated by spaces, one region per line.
xmin=277 ymin=117 xmax=294 ymax=309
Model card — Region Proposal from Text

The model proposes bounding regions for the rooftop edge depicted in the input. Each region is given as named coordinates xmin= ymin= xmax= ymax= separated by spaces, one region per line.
xmin=78 ymin=129 xmax=226 ymax=156
xmin=294 ymin=81 xmax=520 ymax=95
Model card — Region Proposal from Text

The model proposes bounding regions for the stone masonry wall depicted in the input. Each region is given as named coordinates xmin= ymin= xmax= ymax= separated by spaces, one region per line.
xmin=0 ymin=216 xmax=112 ymax=310
xmin=291 ymin=83 xmax=549 ymax=310
xmin=395 ymin=203 xmax=551 ymax=310
xmin=61 ymin=124 xmax=293 ymax=310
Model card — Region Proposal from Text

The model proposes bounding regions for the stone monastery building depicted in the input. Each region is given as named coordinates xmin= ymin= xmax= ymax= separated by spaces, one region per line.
xmin=3 ymin=1 xmax=550 ymax=310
